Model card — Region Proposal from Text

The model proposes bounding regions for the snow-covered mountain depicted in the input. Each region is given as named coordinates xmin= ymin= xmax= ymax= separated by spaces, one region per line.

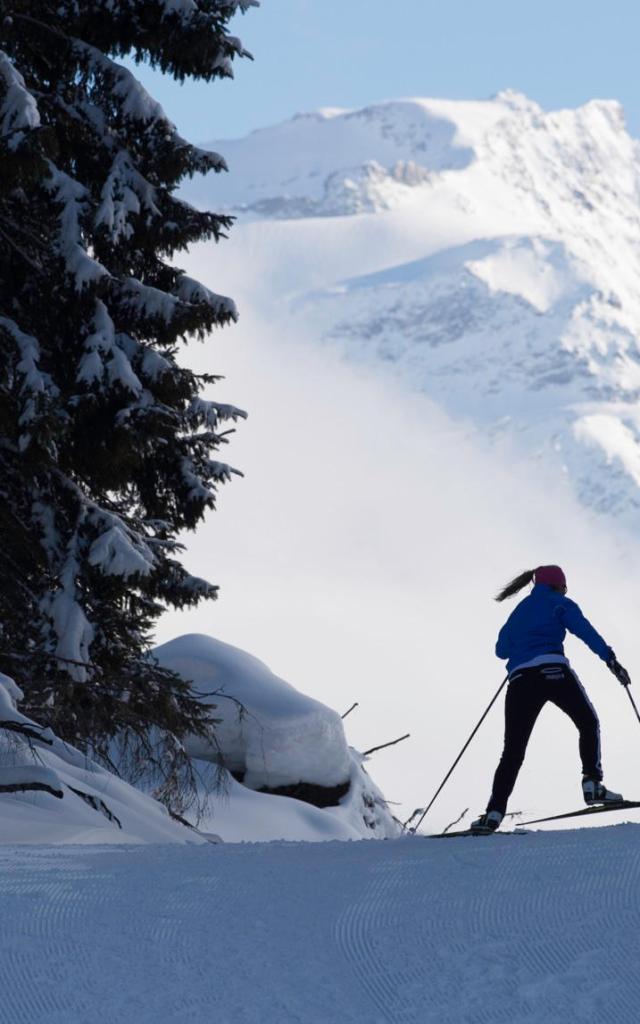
xmin=186 ymin=90 xmax=640 ymax=527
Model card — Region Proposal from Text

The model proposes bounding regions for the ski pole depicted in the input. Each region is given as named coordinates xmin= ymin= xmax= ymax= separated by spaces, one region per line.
xmin=624 ymin=684 xmax=640 ymax=726
xmin=411 ymin=674 xmax=509 ymax=834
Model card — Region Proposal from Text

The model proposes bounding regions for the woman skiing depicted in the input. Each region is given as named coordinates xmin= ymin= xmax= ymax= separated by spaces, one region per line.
xmin=472 ymin=565 xmax=631 ymax=834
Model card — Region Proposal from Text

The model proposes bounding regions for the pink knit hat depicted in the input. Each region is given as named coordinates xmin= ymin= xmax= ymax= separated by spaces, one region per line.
xmin=534 ymin=565 xmax=566 ymax=588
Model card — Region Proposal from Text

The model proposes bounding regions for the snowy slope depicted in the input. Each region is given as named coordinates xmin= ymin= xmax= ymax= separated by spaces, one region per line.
xmin=186 ymin=91 xmax=640 ymax=527
xmin=2 ymin=825 xmax=640 ymax=1022
xmin=0 ymin=674 xmax=203 ymax=845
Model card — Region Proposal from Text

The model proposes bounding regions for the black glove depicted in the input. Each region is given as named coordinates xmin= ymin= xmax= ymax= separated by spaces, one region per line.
xmin=608 ymin=656 xmax=631 ymax=687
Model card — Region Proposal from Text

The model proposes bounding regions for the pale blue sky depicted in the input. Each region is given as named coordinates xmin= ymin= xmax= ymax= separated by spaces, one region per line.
xmin=132 ymin=1 xmax=640 ymax=142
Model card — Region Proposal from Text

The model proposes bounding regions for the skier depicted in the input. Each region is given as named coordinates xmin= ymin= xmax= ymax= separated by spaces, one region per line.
xmin=471 ymin=565 xmax=631 ymax=834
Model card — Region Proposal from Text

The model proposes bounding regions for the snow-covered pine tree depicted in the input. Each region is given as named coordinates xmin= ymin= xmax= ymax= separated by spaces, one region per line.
xmin=0 ymin=1 xmax=255 ymax=812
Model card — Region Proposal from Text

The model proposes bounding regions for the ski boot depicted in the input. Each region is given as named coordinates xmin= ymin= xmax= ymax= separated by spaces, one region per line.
xmin=582 ymin=777 xmax=623 ymax=806
xmin=470 ymin=810 xmax=503 ymax=835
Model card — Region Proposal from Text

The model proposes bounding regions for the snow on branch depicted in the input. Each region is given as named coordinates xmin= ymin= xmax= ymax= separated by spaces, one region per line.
xmin=41 ymin=493 xmax=159 ymax=677
xmin=176 ymin=276 xmax=238 ymax=320
xmin=45 ymin=164 xmax=109 ymax=290
xmin=117 ymin=275 xmax=237 ymax=329
xmin=140 ymin=346 xmax=171 ymax=381
xmin=180 ymin=142 xmax=228 ymax=175
xmin=95 ymin=150 xmax=161 ymax=244
xmin=180 ymin=455 xmax=241 ymax=503
xmin=76 ymin=301 xmax=143 ymax=395
xmin=0 ymin=672 xmax=23 ymax=705
xmin=159 ymin=0 xmax=260 ymax=19
xmin=76 ymin=298 xmax=112 ymax=386
xmin=0 ymin=49 xmax=40 ymax=144
xmin=206 ymin=459 xmax=243 ymax=482
xmin=113 ymin=331 xmax=172 ymax=386
xmin=113 ymin=389 xmax=172 ymax=428
xmin=0 ymin=673 xmax=54 ymax=742
xmin=42 ymin=513 xmax=95 ymax=683
xmin=1 ymin=315 xmax=45 ymax=402
xmin=0 ymin=315 xmax=57 ymax=447
xmin=0 ymin=768 xmax=63 ymax=800
xmin=181 ymin=573 xmax=217 ymax=598
xmin=118 ymin=277 xmax=180 ymax=324
xmin=107 ymin=346 xmax=143 ymax=395
xmin=161 ymin=0 xmax=198 ymax=17
xmin=0 ymin=719 xmax=54 ymax=745
xmin=188 ymin=397 xmax=247 ymax=429
xmin=76 ymin=40 xmax=178 ymax=128
xmin=88 ymin=524 xmax=155 ymax=578
xmin=180 ymin=457 xmax=214 ymax=504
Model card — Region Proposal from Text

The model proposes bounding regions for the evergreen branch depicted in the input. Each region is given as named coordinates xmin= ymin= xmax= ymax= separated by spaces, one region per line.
xmin=0 ymin=224 xmax=42 ymax=271
xmin=67 ymin=785 xmax=122 ymax=827
xmin=0 ymin=781 xmax=63 ymax=798
xmin=0 ymin=720 xmax=54 ymax=745
xmin=9 ymin=11 xmax=75 ymax=47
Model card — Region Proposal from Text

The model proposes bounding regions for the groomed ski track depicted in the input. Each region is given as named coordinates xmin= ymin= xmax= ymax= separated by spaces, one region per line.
xmin=1 ymin=826 xmax=640 ymax=1023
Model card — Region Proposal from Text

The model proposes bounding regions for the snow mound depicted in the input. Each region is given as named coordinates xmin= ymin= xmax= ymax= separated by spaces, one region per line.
xmin=154 ymin=634 xmax=401 ymax=841
xmin=155 ymin=633 xmax=351 ymax=789
xmin=0 ymin=674 xmax=204 ymax=845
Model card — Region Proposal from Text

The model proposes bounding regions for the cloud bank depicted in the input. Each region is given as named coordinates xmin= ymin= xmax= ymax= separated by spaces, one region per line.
xmin=156 ymin=252 xmax=640 ymax=833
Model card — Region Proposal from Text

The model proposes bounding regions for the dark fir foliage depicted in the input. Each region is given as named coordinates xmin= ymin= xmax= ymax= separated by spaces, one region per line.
xmin=0 ymin=0 xmax=255 ymax=811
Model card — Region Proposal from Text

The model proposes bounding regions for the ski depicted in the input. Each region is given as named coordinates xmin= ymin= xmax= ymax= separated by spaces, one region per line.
xmin=522 ymin=800 xmax=640 ymax=827
xmin=428 ymin=828 xmax=528 ymax=839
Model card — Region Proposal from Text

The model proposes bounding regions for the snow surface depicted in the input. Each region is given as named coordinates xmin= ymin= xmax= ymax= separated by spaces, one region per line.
xmin=184 ymin=91 xmax=640 ymax=527
xmin=153 ymin=634 xmax=401 ymax=841
xmin=0 ymin=674 xmax=203 ymax=845
xmin=1 ymin=825 xmax=640 ymax=1022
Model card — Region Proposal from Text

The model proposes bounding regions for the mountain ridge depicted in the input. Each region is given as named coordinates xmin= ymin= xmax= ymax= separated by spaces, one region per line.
xmin=185 ymin=91 xmax=640 ymax=527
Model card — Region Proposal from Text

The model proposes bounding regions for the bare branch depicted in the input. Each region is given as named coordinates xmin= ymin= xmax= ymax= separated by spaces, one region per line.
xmin=403 ymin=806 xmax=424 ymax=830
xmin=67 ymin=785 xmax=121 ymax=828
xmin=362 ymin=733 xmax=410 ymax=757
xmin=442 ymin=807 xmax=469 ymax=835
xmin=341 ymin=702 xmax=359 ymax=720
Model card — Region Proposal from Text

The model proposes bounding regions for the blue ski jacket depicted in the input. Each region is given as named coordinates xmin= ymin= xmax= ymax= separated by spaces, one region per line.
xmin=496 ymin=583 xmax=613 ymax=674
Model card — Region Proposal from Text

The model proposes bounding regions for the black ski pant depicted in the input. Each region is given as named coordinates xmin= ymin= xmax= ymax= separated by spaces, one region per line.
xmin=487 ymin=663 xmax=602 ymax=816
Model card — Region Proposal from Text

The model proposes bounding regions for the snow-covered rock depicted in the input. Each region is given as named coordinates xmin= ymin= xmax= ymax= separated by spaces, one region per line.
xmin=186 ymin=91 xmax=640 ymax=528
xmin=154 ymin=634 xmax=401 ymax=841
xmin=0 ymin=674 xmax=204 ymax=845
xmin=155 ymin=633 xmax=350 ymax=789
